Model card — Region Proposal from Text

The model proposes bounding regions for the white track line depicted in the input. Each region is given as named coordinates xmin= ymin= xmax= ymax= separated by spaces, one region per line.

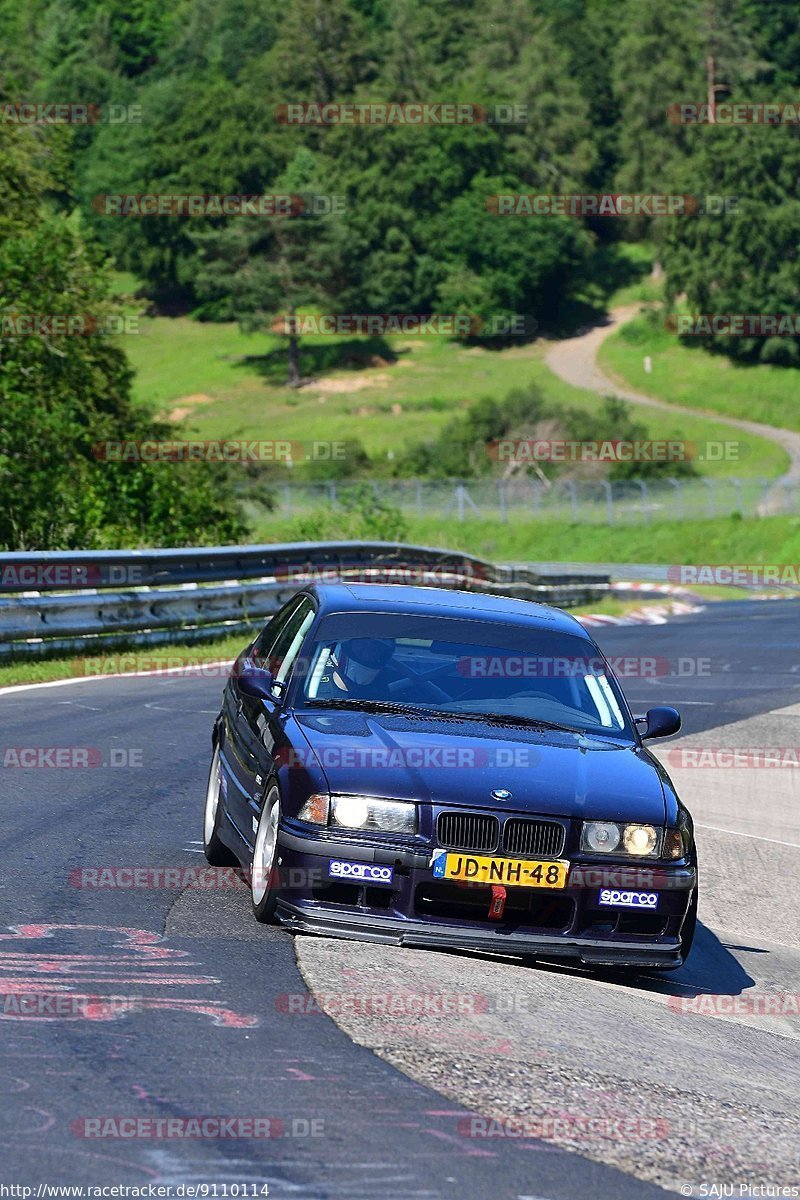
xmin=0 ymin=661 xmax=234 ymax=697
xmin=694 ymin=822 xmax=800 ymax=850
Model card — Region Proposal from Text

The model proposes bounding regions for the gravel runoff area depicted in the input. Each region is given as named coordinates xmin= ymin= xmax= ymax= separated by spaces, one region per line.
xmin=295 ymin=703 xmax=800 ymax=1195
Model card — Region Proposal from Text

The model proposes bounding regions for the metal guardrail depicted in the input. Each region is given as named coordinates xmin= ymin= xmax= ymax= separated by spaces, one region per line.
xmin=0 ymin=542 xmax=611 ymax=660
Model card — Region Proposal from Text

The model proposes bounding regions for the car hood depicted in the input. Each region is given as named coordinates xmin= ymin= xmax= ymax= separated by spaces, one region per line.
xmin=295 ymin=710 xmax=666 ymax=824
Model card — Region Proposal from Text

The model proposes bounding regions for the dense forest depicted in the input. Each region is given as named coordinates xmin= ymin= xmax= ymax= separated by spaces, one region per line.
xmin=2 ymin=0 xmax=800 ymax=546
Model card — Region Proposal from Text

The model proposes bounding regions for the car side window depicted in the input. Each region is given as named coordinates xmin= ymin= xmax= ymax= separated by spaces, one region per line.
xmin=261 ymin=597 xmax=315 ymax=695
xmin=272 ymin=602 xmax=316 ymax=696
xmin=251 ymin=597 xmax=304 ymax=668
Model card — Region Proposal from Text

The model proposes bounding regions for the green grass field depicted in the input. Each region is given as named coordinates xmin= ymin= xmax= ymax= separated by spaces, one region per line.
xmin=122 ymin=311 xmax=788 ymax=481
xmin=252 ymin=511 xmax=800 ymax=565
xmin=599 ymin=312 xmax=800 ymax=436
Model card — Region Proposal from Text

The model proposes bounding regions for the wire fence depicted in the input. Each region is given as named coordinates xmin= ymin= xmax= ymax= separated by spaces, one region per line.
xmin=273 ymin=476 xmax=796 ymax=524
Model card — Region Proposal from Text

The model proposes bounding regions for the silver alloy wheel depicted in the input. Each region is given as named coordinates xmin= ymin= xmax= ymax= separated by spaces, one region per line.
xmin=203 ymin=745 xmax=222 ymax=846
xmin=251 ymin=786 xmax=280 ymax=904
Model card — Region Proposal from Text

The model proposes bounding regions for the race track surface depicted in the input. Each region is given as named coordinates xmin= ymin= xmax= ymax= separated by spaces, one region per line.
xmin=2 ymin=599 xmax=799 ymax=1198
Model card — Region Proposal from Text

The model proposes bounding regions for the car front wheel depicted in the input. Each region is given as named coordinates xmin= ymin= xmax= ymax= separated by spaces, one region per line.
xmin=251 ymin=783 xmax=281 ymax=923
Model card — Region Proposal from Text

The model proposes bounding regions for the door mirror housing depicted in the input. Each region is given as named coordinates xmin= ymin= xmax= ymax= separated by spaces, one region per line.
xmin=637 ymin=706 xmax=681 ymax=740
xmin=237 ymin=665 xmax=279 ymax=703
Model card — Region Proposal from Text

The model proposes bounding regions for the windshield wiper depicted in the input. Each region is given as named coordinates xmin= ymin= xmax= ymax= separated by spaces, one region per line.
xmin=305 ymin=699 xmax=603 ymax=737
xmin=305 ymin=698 xmax=452 ymax=719
xmin=480 ymin=712 xmax=585 ymax=734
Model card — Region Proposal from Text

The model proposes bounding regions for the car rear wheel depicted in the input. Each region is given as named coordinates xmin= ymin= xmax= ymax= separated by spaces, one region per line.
xmin=251 ymin=783 xmax=281 ymax=923
xmin=203 ymin=744 xmax=238 ymax=867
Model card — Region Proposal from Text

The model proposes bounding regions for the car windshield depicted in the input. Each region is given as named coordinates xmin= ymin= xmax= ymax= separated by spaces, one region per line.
xmin=296 ymin=611 xmax=634 ymax=739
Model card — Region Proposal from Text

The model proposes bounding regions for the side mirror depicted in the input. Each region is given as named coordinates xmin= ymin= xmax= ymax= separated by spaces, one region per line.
xmin=237 ymin=665 xmax=279 ymax=703
xmin=637 ymin=706 xmax=681 ymax=740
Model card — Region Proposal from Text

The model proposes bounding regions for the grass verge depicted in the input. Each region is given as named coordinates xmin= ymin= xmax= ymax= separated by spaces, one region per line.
xmin=122 ymin=308 xmax=786 ymax=480
xmin=599 ymin=312 xmax=800 ymax=437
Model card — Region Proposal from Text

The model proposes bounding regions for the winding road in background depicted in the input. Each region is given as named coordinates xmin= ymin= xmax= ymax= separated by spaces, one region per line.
xmin=545 ymin=305 xmax=800 ymax=512
xmin=2 ymin=600 xmax=799 ymax=1197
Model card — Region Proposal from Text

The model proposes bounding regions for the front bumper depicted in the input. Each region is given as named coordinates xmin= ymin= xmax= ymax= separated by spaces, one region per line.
xmin=274 ymin=827 xmax=696 ymax=968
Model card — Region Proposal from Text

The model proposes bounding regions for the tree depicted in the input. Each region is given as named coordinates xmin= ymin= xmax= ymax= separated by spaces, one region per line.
xmin=192 ymin=148 xmax=348 ymax=385
xmin=0 ymin=123 xmax=246 ymax=548
xmin=660 ymin=124 xmax=800 ymax=364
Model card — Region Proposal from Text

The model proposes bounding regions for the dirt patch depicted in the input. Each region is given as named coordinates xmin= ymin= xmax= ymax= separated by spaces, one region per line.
xmin=168 ymin=393 xmax=216 ymax=422
xmin=312 ymin=373 xmax=390 ymax=394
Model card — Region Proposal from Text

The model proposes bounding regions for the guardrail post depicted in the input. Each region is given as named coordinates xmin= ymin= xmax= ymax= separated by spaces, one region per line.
xmin=456 ymin=483 xmax=465 ymax=522
xmin=634 ymin=479 xmax=649 ymax=523
xmin=498 ymin=480 xmax=508 ymax=523
xmin=703 ymin=477 xmax=715 ymax=519
xmin=565 ymin=480 xmax=578 ymax=522
xmin=669 ymin=477 xmax=683 ymax=520
xmin=601 ymin=480 xmax=613 ymax=524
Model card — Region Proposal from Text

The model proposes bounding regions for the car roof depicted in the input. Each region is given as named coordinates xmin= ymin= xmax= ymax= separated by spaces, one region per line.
xmin=306 ymin=582 xmax=590 ymax=638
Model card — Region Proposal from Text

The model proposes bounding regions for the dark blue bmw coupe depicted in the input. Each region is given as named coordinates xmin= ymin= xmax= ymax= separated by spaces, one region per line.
xmin=203 ymin=584 xmax=697 ymax=970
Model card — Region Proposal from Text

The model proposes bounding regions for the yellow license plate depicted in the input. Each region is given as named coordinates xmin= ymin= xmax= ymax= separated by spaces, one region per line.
xmin=437 ymin=853 xmax=569 ymax=889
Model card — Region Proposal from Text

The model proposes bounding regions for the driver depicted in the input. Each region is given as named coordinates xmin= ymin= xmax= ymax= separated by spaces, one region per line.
xmin=325 ymin=638 xmax=396 ymax=699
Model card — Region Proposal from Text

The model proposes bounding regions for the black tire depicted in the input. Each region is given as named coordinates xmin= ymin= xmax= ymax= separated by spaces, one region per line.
xmin=250 ymin=783 xmax=281 ymax=923
xmin=678 ymin=884 xmax=698 ymax=962
xmin=202 ymin=743 xmax=238 ymax=867
xmin=654 ymin=884 xmax=698 ymax=972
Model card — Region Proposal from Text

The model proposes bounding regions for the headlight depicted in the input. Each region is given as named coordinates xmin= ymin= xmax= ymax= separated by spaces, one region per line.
xmin=581 ymin=821 xmax=621 ymax=852
xmin=622 ymin=823 xmax=659 ymax=856
xmin=581 ymin=820 xmax=662 ymax=857
xmin=330 ymin=794 xmax=417 ymax=834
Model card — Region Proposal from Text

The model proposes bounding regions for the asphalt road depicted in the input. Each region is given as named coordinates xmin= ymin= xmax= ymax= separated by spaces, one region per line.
xmin=1 ymin=598 xmax=799 ymax=1198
